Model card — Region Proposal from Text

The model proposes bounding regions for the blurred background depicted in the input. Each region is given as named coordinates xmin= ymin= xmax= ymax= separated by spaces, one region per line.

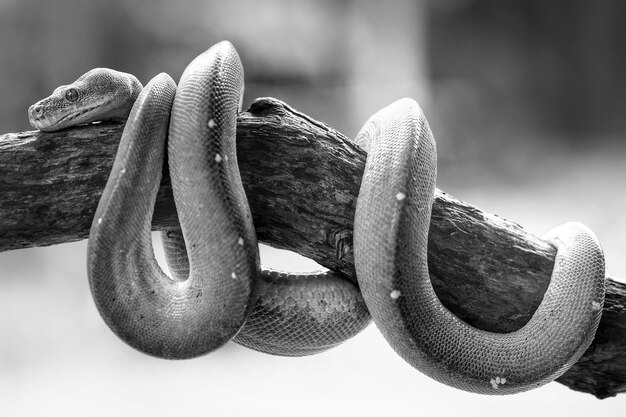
xmin=1 ymin=0 xmax=625 ymax=415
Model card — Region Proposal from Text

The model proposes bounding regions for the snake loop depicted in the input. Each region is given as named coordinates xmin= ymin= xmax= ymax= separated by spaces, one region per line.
xmin=353 ymin=98 xmax=605 ymax=394
xmin=87 ymin=43 xmax=259 ymax=359
xmin=28 ymin=41 xmax=605 ymax=393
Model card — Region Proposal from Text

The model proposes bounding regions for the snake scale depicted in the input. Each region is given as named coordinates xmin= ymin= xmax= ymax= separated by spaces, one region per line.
xmin=28 ymin=41 xmax=605 ymax=394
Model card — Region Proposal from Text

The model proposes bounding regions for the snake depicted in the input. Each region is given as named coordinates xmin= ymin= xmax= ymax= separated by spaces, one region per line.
xmin=28 ymin=41 xmax=605 ymax=394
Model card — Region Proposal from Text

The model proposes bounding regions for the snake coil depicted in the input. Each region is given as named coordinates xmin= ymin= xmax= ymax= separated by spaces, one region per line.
xmin=28 ymin=41 xmax=605 ymax=394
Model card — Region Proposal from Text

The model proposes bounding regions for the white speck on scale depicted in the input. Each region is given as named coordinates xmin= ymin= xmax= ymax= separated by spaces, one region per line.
xmin=208 ymin=119 xmax=216 ymax=128
xmin=396 ymin=192 xmax=406 ymax=201
xmin=238 ymin=237 xmax=244 ymax=246
xmin=215 ymin=153 xmax=222 ymax=163
xmin=231 ymin=272 xmax=237 ymax=279
xmin=390 ymin=290 xmax=401 ymax=299
xmin=120 ymin=168 xmax=126 ymax=174
xmin=97 ymin=218 xmax=103 ymax=225
xmin=490 ymin=376 xmax=506 ymax=389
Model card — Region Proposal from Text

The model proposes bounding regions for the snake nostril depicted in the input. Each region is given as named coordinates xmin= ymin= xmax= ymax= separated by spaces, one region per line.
xmin=29 ymin=104 xmax=43 ymax=118
xmin=28 ymin=104 xmax=41 ymax=117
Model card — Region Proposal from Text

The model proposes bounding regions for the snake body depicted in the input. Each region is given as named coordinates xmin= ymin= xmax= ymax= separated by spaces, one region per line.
xmin=352 ymin=99 xmax=605 ymax=393
xmin=29 ymin=41 xmax=605 ymax=392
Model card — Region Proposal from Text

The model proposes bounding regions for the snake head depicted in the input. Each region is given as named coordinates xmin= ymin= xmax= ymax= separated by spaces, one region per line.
xmin=28 ymin=68 xmax=143 ymax=132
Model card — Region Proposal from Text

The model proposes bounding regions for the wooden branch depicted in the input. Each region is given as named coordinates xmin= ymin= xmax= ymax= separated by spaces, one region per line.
xmin=1 ymin=97 xmax=624 ymax=398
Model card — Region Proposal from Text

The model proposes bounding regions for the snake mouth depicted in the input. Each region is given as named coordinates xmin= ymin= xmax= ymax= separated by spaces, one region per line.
xmin=29 ymin=99 xmax=113 ymax=132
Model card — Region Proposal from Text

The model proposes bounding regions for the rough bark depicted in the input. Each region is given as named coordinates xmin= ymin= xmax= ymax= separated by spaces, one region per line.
xmin=0 ymin=97 xmax=624 ymax=398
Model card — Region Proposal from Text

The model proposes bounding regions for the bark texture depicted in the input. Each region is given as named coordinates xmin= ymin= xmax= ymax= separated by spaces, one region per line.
xmin=0 ymin=97 xmax=624 ymax=398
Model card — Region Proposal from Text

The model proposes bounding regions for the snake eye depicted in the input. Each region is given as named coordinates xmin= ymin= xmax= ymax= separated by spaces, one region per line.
xmin=64 ymin=88 xmax=79 ymax=102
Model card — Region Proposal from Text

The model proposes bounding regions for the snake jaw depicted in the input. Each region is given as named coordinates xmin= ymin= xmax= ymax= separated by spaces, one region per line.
xmin=28 ymin=98 xmax=110 ymax=131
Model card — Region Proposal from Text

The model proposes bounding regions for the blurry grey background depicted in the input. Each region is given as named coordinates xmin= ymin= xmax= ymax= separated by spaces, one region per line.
xmin=1 ymin=0 xmax=625 ymax=415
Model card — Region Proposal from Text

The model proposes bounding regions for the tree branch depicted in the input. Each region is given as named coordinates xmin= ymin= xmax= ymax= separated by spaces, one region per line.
xmin=0 ymin=97 xmax=624 ymax=398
